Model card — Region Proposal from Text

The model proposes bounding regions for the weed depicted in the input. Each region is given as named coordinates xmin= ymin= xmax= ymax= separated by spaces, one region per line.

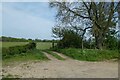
xmin=59 ymin=48 xmax=118 ymax=61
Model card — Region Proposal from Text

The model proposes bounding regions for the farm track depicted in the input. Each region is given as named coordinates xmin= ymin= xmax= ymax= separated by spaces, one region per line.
xmin=52 ymin=51 xmax=71 ymax=60
xmin=42 ymin=52 xmax=59 ymax=61
xmin=2 ymin=51 xmax=118 ymax=78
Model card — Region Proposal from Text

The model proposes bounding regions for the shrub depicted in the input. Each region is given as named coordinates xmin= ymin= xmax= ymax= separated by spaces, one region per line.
xmin=2 ymin=48 xmax=10 ymax=59
xmin=57 ymin=30 xmax=82 ymax=48
xmin=2 ymin=42 xmax=36 ymax=59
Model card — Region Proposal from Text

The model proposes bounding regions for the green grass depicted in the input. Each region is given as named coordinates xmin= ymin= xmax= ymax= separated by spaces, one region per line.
xmin=44 ymin=50 xmax=65 ymax=60
xmin=2 ymin=42 xmax=29 ymax=48
xmin=3 ymin=49 xmax=49 ymax=66
xmin=59 ymin=48 xmax=118 ymax=61
xmin=2 ymin=42 xmax=53 ymax=66
xmin=2 ymin=73 xmax=20 ymax=78
xmin=1 ymin=42 xmax=53 ymax=50
xmin=0 ymin=43 xmax=1 ymax=60
xmin=0 ymin=42 xmax=2 ymax=48
xmin=36 ymin=42 xmax=52 ymax=50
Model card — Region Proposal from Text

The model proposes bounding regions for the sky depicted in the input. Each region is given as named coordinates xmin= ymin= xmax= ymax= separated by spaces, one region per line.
xmin=1 ymin=0 xmax=119 ymax=40
xmin=1 ymin=2 xmax=56 ymax=40
xmin=1 ymin=0 xmax=119 ymax=2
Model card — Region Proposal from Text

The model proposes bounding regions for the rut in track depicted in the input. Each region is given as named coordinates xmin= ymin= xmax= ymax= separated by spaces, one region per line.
xmin=52 ymin=51 xmax=71 ymax=60
xmin=42 ymin=52 xmax=59 ymax=61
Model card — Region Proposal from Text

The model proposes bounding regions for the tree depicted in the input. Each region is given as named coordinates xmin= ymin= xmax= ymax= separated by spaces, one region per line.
xmin=104 ymin=29 xmax=118 ymax=50
xmin=57 ymin=30 xmax=82 ymax=48
xmin=49 ymin=1 xmax=118 ymax=49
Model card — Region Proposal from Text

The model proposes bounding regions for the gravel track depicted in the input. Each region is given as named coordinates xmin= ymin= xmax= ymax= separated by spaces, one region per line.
xmin=2 ymin=51 xmax=118 ymax=78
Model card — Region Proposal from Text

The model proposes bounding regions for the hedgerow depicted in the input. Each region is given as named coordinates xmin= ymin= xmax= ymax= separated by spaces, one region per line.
xmin=2 ymin=42 xmax=36 ymax=59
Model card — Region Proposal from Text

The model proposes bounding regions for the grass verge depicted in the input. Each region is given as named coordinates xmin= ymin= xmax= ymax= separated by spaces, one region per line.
xmin=3 ymin=49 xmax=49 ymax=66
xmin=58 ymin=48 xmax=118 ymax=61
xmin=44 ymin=50 xmax=65 ymax=60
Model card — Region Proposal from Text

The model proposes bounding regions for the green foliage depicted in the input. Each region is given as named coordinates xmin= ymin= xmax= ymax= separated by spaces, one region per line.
xmin=104 ymin=29 xmax=118 ymax=50
xmin=57 ymin=30 xmax=82 ymax=48
xmin=50 ymin=2 xmax=118 ymax=49
xmin=118 ymin=40 xmax=120 ymax=60
xmin=104 ymin=36 xmax=118 ymax=50
xmin=1 ymin=36 xmax=30 ymax=42
xmin=3 ymin=49 xmax=49 ymax=66
xmin=2 ymin=42 xmax=36 ymax=59
xmin=59 ymin=48 xmax=118 ymax=61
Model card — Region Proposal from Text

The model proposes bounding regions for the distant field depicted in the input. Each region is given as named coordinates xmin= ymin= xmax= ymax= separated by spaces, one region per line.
xmin=36 ymin=42 xmax=52 ymax=50
xmin=2 ymin=42 xmax=29 ymax=48
xmin=1 ymin=42 xmax=52 ymax=50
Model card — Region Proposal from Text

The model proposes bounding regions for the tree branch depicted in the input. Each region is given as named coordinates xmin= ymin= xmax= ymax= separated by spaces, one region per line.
xmin=62 ymin=3 xmax=90 ymax=19
xmin=105 ymin=2 xmax=114 ymax=31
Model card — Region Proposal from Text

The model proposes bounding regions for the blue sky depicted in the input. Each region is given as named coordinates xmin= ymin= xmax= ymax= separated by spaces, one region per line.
xmin=1 ymin=1 xmax=119 ymax=40
xmin=2 ymin=2 xmax=56 ymax=40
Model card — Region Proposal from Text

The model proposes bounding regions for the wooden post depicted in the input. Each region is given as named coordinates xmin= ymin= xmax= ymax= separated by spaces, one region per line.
xmin=52 ymin=39 xmax=55 ymax=48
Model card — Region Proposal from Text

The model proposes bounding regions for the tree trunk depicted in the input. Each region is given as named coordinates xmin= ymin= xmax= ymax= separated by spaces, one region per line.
xmin=95 ymin=33 xmax=103 ymax=50
xmin=81 ymin=39 xmax=83 ymax=49
xmin=52 ymin=39 xmax=55 ymax=48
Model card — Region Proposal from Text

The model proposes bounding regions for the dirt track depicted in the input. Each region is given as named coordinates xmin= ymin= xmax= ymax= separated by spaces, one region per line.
xmin=2 ymin=52 xmax=118 ymax=78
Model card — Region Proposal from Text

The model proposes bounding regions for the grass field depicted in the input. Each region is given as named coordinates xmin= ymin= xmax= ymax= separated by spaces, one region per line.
xmin=2 ymin=42 xmax=29 ymax=48
xmin=1 ymin=42 xmax=52 ymax=50
xmin=36 ymin=42 xmax=52 ymax=50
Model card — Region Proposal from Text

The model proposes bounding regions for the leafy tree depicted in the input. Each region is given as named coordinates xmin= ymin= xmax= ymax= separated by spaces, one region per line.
xmin=49 ymin=1 xmax=119 ymax=49
xmin=57 ymin=30 xmax=82 ymax=48
xmin=35 ymin=39 xmax=41 ymax=42
xmin=104 ymin=29 xmax=118 ymax=50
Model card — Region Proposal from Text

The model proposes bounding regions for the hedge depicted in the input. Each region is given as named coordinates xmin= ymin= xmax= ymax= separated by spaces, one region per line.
xmin=2 ymin=42 xmax=36 ymax=59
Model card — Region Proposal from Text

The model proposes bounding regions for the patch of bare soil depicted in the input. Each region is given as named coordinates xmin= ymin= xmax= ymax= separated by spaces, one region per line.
xmin=2 ymin=52 xmax=118 ymax=78
xmin=52 ymin=51 xmax=71 ymax=60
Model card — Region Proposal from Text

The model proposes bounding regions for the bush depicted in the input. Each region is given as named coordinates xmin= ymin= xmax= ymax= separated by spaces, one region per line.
xmin=57 ymin=30 xmax=82 ymax=48
xmin=2 ymin=42 xmax=36 ymax=59
xmin=2 ymin=48 xmax=10 ymax=59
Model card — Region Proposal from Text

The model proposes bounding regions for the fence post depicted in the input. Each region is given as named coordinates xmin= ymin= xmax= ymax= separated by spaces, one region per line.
xmin=52 ymin=39 xmax=55 ymax=48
